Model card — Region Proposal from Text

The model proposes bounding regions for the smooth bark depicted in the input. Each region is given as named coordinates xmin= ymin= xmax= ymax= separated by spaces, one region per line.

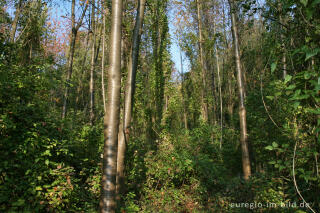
xmin=116 ymin=0 xmax=146 ymax=199
xmin=89 ymin=0 xmax=96 ymax=125
xmin=100 ymin=0 xmax=122 ymax=212
xmin=278 ymin=2 xmax=287 ymax=79
xmin=101 ymin=4 xmax=107 ymax=113
xmin=229 ymin=0 xmax=251 ymax=180
xmin=213 ymin=23 xmax=223 ymax=148
xmin=180 ymin=49 xmax=188 ymax=129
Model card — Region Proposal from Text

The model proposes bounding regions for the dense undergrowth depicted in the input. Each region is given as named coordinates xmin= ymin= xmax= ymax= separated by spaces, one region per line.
xmin=122 ymin=124 xmax=318 ymax=213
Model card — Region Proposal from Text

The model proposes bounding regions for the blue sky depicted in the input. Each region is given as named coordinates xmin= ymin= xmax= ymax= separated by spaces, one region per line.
xmin=168 ymin=18 xmax=189 ymax=78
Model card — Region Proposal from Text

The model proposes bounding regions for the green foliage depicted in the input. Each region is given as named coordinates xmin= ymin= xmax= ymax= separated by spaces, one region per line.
xmin=0 ymin=35 xmax=103 ymax=211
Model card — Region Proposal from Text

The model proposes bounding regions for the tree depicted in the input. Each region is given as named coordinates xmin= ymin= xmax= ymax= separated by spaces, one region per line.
xmin=229 ymin=0 xmax=251 ymax=180
xmin=116 ymin=0 xmax=146 ymax=199
xmin=99 ymin=0 xmax=122 ymax=212
xmin=89 ymin=0 xmax=96 ymax=125
xmin=196 ymin=0 xmax=208 ymax=122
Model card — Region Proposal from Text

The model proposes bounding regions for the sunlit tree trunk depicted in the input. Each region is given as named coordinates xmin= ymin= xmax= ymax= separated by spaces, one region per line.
xmin=116 ymin=0 xmax=146 ymax=199
xmin=101 ymin=4 xmax=107 ymax=113
xmin=62 ymin=0 xmax=88 ymax=119
xmin=100 ymin=0 xmax=122 ymax=212
xmin=213 ymin=23 xmax=223 ymax=148
xmin=89 ymin=0 xmax=96 ymax=125
xmin=180 ymin=49 xmax=188 ymax=129
xmin=222 ymin=2 xmax=234 ymax=125
xmin=278 ymin=2 xmax=287 ymax=79
xmin=196 ymin=0 xmax=208 ymax=122
xmin=229 ymin=0 xmax=251 ymax=180
xmin=209 ymin=55 xmax=217 ymax=125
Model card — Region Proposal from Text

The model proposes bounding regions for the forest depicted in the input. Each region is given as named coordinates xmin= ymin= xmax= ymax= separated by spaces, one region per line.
xmin=0 ymin=0 xmax=319 ymax=212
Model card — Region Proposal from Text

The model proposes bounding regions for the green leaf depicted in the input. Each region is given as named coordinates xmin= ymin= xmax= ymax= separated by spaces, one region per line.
xmin=305 ymin=108 xmax=320 ymax=114
xmin=35 ymin=186 xmax=42 ymax=191
xmin=305 ymin=48 xmax=320 ymax=61
xmin=312 ymin=0 xmax=320 ymax=6
xmin=300 ymin=0 xmax=308 ymax=6
xmin=284 ymin=75 xmax=292 ymax=84
xmin=304 ymin=72 xmax=311 ymax=79
xmin=265 ymin=145 xmax=273 ymax=150
xmin=272 ymin=142 xmax=278 ymax=148
xmin=271 ymin=62 xmax=277 ymax=73
xmin=293 ymin=102 xmax=300 ymax=109
xmin=266 ymin=96 xmax=274 ymax=100
xmin=275 ymin=92 xmax=282 ymax=97
xmin=45 ymin=159 xmax=49 ymax=166
xmin=286 ymin=84 xmax=296 ymax=90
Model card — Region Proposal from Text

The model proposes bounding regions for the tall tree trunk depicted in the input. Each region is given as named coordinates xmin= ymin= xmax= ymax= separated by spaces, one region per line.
xmin=229 ymin=0 xmax=251 ymax=180
xmin=62 ymin=0 xmax=89 ymax=119
xmin=152 ymin=1 xmax=167 ymax=130
xmin=196 ymin=0 xmax=208 ymax=122
xmin=89 ymin=0 xmax=96 ymax=125
xmin=100 ymin=0 xmax=122 ymax=212
xmin=227 ymin=71 xmax=234 ymax=125
xmin=223 ymin=1 xmax=234 ymax=125
xmin=10 ymin=0 xmax=23 ymax=42
xmin=101 ymin=4 xmax=107 ymax=113
xmin=209 ymin=55 xmax=217 ymax=126
xmin=213 ymin=23 xmax=223 ymax=148
xmin=180 ymin=49 xmax=188 ymax=129
xmin=116 ymin=0 xmax=146 ymax=200
xmin=277 ymin=1 xmax=287 ymax=79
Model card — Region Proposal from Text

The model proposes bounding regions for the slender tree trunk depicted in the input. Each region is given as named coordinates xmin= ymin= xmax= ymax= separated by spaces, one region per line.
xmin=196 ymin=0 xmax=208 ymax=122
xmin=116 ymin=0 xmax=146 ymax=200
xmin=223 ymin=1 xmax=234 ymax=125
xmin=315 ymin=153 xmax=319 ymax=177
xmin=10 ymin=0 xmax=23 ymax=42
xmin=227 ymin=72 xmax=234 ymax=125
xmin=101 ymin=4 xmax=107 ymax=113
xmin=209 ymin=55 xmax=217 ymax=125
xmin=100 ymin=0 xmax=122 ymax=212
xmin=213 ymin=23 xmax=223 ymax=148
xmin=278 ymin=2 xmax=287 ymax=79
xmin=89 ymin=0 xmax=96 ymax=125
xmin=229 ymin=0 xmax=251 ymax=180
xmin=180 ymin=49 xmax=188 ymax=129
xmin=62 ymin=0 xmax=89 ymax=119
